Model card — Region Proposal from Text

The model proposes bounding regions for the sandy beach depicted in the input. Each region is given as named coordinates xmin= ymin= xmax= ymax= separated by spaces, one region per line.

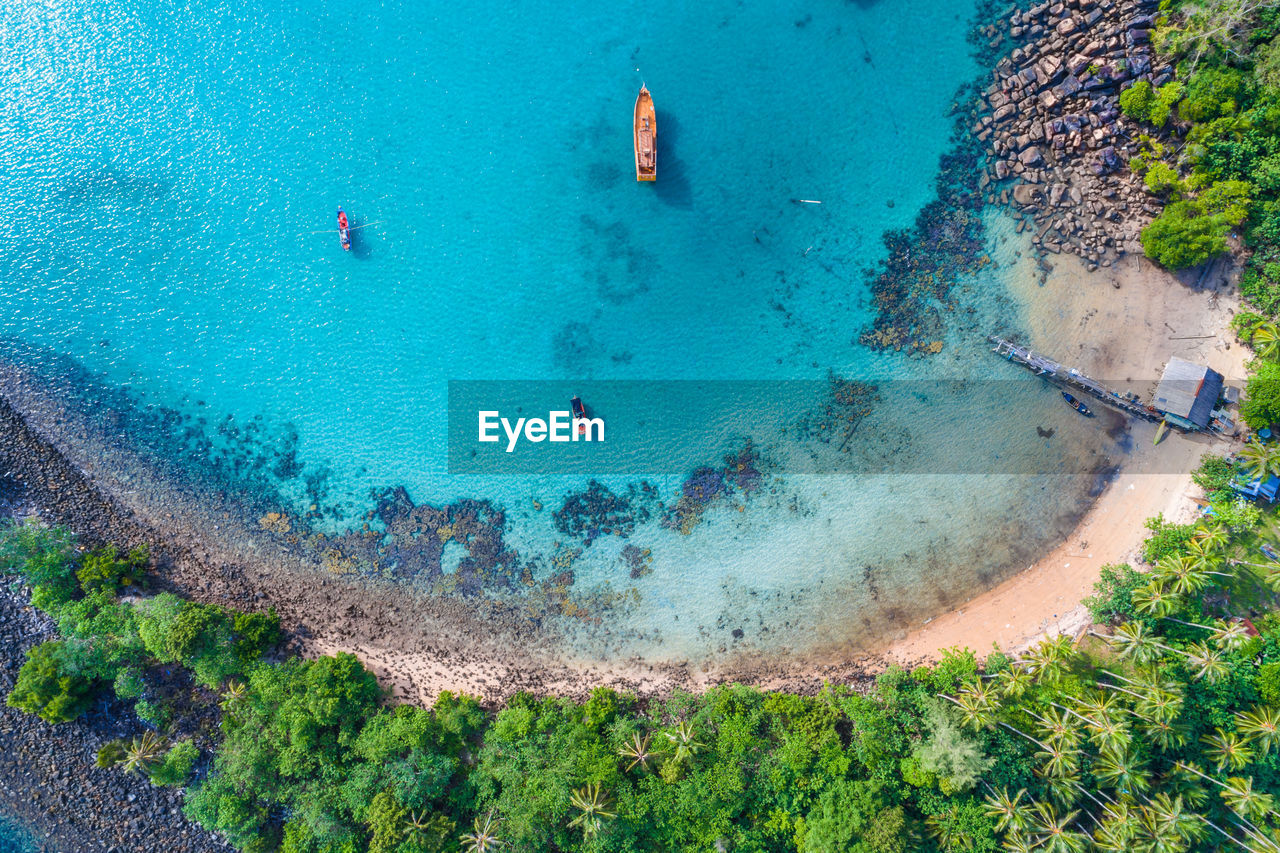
xmin=887 ymin=242 xmax=1249 ymax=664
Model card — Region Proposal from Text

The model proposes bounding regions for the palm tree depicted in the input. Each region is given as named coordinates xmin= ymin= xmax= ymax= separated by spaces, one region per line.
xmin=1036 ymin=741 xmax=1081 ymax=779
xmin=1252 ymin=320 xmax=1280 ymax=360
xmin=1193 ymin=520 xmax=1231 ymax=552
xmin=1235 ymin=705 xmax=1280 ymax=755
xmin=996 ymin=665 xmax=1033 ymax=699
xmin=1092 ymin=749 xmax=1152 ymax=794
xmin=1221 ymin=776 xmax=1274 ymax=822
xmin=1039 ymin=771 xmax=1082 ymax=808
xmin=1163 ymin=616 xmax=1251 ymax=652
xmin=1028 ymin=802 xmax=1088 ymax=853
xmin=219 ymin=679 xmax=246 ymax=713
xmin=618 ymin=732 xmax=662 ymax=772
xmin=950 ymin=681 xmax=999 ymax=730
xmin=1239 ymin=437 xmax=1280 ymax=482
xmin=1202 ymin=728 xmax=1255 ymax=772
xmin=1133 ymin=580 xmax=1181 ymax=618
xmin=1091 ymin=820 xmax=1131 ymax=853
xmin=983 ymin=787 xmax=1033 ymax=834
xmin=1138 ymin=792 xmax=1206 ymax=851
xmin=664 ymin=721 xmax=702 ymax=765
xmin=1154 ymin=553 xmax=1227 ymax=596
xmin=1186 ymin=641 xmax=1231 ymax=683
xmin=1209 ymin=619 xmax=1252 ymax=652
xmin=1033 ymin=706 xmax=1081 ymax=749
xmin=567 ymin=783 xmax=615 ymax=839
xmin=460 ymin=810 xmax=503 ymax=853
xmin=1135 ymin=688 xmax=1184 ymax=725
xmin=405 ymin=810 xmax=450 ymax=847
xmin=120 ymin=731 xmax=168 ymax=776
xmin=1083 ymin=708 xmax=1132 ymax=756
xmin=1143 ymin=717 xmax=1191 ymax=751
xmin=1100 ymin=621 xmax=1164 ymax=664
xmin=1025 ymin=635 xmax=1075 ymax=684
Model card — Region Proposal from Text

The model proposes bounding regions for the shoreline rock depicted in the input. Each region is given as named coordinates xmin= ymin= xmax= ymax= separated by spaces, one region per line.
xmin=978 ymin=0 xmax=1166 ymax=264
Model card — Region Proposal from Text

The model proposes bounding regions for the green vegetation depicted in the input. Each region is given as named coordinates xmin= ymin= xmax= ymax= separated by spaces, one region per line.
xmin=9 ymin=517 xmax=1280 ymax=853
xmin=1120 ymin=4 xmax=1280 ymax=270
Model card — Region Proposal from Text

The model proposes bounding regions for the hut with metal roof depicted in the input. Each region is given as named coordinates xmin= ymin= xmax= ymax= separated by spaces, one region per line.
xmin=1151 ymin=357 xmax=1224 ymax=430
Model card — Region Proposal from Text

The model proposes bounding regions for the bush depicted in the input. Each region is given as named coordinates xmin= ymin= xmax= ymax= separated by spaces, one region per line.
xmin=799 ymin=778 xmax=894 ymax=853
xmin=1144 ymin=161 xmax=1185 ymax=196
xmin=113 ymin=666 xmax=145 ymax=700
xmin=1140 ymin=200 xmax=1230 ymax=269
xmin=1120 ymin=80 xmax=1154 ymax=121
xmin=1241 ymin=266 xmax=1280 ymax=314
xmin=1234 ymin=310 xmax=1269 ymax=341
xmin=0 ymin=522 xmax=78 ymax=607
xmin=96 ymin=739 xmax=127 ymax=769
xmin=1180 ymin=67 xmax=1251 ymax=123
xmin=1083 ymin=563 xmax=1149 ymax=623
xmin=1210 ymin=496 xmax=1263 ymax=529
xmin=76 ymin=544 xmax=147 ymax=595
xmin=1150 ymin=82 xmax=1186 ymax=128
xmin=7 ymin=640 xmax=100 ymax=724
xmin=135 ymin=698 xmax=171 ymax=729
xmin=1258 ymin=662 xmax=1280 ymax=706
xmin=1242 ymin=359 xmax=1280 ymax=428
xmin=149 ymin=740 xmax=199 ymax=787
xmin=1142 ymin=514 xmax=1197 ymax=564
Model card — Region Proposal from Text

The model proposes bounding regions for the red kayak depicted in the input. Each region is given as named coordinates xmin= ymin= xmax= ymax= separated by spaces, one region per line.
xmin=337 ymin=208 xmax=351 ymax=251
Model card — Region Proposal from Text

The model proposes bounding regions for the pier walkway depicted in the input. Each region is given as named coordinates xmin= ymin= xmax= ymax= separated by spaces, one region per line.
xmin=987 ymin=335 xmax=1163 ymax=423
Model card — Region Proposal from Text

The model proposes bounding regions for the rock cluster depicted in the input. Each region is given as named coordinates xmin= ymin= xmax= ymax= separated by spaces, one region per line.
xmin=974 ymin=0 xmax=1169 ymax=267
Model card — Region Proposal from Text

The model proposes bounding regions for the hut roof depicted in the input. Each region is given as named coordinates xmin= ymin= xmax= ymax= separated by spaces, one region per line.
xmin=1152 ymin=357 xmax=1224 ymax=429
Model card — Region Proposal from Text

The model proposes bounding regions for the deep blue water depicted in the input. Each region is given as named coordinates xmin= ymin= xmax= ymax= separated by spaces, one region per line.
xmin=0 ymin=0 xmax=1121 ymax=660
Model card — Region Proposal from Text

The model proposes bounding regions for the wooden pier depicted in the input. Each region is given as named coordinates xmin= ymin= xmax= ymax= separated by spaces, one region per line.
xmin=987 ymin=335 xmax=1163 ymax=422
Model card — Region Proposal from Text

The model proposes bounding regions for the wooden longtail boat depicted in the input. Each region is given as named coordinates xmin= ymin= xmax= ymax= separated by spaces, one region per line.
xmin=634 ymin=85 xmax=656 ymax=182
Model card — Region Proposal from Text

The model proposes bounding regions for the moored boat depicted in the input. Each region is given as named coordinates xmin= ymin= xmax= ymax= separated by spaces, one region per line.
xmin=337 ymin=208 xmax=352 ymax=251
xmin=634 ymin=85 xmax=656 ymax=182
xmin=571 ymin=395 xmax=588 ymax=435
xmin=1061 ymin=391 xmax=1091 ymax=416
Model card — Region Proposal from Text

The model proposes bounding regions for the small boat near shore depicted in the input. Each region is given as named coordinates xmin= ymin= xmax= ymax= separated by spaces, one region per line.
xmin=634 ymin=85 xmax=656 ymax=182
xmin=1062 ymin=391 xmax=1091 ymax=416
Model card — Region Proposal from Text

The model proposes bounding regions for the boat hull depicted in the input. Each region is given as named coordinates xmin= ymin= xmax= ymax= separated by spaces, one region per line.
xmin=634 ymin=86 xmax=656 ymax=182
xmin=337 ymin=209 xmax=352 ymax=251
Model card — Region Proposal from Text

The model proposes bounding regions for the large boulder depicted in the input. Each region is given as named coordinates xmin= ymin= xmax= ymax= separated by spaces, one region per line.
xmin=1019 ymin=146 xmax=1045 ymax=167
xmin=1012 ymin=184 xmax=1044 ymax=206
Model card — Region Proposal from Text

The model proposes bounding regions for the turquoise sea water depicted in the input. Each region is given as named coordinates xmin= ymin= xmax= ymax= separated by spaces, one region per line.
xmin=0 ymin=0 xmax=1124 ymax=661
xmin=0 ymin=814 xmax=35 ymax=853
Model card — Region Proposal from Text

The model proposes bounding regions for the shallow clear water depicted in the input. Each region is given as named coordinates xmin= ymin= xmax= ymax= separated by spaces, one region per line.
xmin=0 ymin=814 xmax=35 ymax=853
xmin=0 ymin=0 xmax=1124 ymax=660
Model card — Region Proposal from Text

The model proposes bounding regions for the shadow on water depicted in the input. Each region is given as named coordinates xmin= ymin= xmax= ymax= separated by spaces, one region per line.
xmin=349 ymin=215 xmax=375 ymax=261
xmin=653 ymin=112 xmax=693 ymax=209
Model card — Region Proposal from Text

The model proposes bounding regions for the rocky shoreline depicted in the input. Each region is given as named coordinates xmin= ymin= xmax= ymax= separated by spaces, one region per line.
xmin=976 ymin=0 xmax=1163 ymax=266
